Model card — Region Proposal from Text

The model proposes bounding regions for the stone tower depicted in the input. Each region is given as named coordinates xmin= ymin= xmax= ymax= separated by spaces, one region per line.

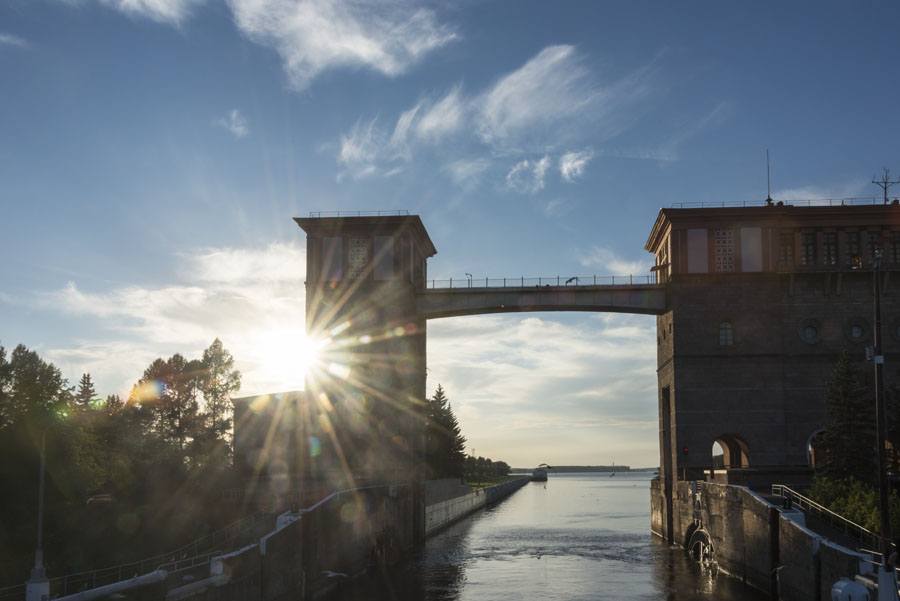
xmin=294 ymin=214 xmax=437 ymax=483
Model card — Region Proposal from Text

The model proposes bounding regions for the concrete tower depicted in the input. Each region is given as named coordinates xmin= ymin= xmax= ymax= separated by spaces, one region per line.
xmin=295 ymin=214 xmax=437 ymax=483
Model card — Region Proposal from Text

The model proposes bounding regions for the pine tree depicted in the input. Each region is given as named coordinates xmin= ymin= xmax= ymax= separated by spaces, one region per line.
xmin=76 ymin=373 xmax=97 ymax=408
xmin=818 ymin=352 xmax=877 ymax=484
xmin=425 ymin=385 xmax=467 ymax=478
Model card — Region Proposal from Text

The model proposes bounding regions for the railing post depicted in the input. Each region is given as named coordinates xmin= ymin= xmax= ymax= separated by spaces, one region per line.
xmin=557 ymin=276 xmax=560 ymax=285
xmin=630 ymin=274 xmax=633 ymax=285
xmin=485 ymin=277 xmax=488 ymax=287
xmin=521 ymin=276 xmax=524 ymax=286
xmin=593 ymin=275 xmax=596 ymax=285
xmin=450 ymin=277 xmax=453 ymax=288
xmin=503 ymin=278 xmax=506 ymax=287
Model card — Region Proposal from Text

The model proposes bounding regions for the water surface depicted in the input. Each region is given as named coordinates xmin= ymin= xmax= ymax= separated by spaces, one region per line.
xmin=340 ymin=472 xmax=766 ymax=600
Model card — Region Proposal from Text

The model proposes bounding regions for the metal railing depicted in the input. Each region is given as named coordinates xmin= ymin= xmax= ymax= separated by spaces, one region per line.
xmin=771 ymin=484 xmax=889 ymax=552
xmin=307 ymin=210 xmax=410 ymax=218
xmin=671 ymin=196 xmax=892 ymax=208
xmin=426 ymin=274 xmax=656 ymax=289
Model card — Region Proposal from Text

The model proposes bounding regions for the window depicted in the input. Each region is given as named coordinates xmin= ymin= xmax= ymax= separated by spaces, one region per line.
xmin=801 ymin=232 xmax=816 ymax=266
xmin=867 ymin=231 xmax=882 ymax=263
xmin=779 ymin=232 xmax=794 ymax=269
xmin=322 ymin=237 xmax=343 ymax=282
xmin=846 ymin=231 xmax=861 ymax=267
xmin=714 ymin=229 xmax=735 ymax=273
xmin=891 ymin=232 xmax=900 ymax=264
xmin=719 ymin=322 xmax=734 ymax=346
xmin=348 ymin=237 xmax=369 ymax=279
xmin=373 ymin=236 xmax=394 ymax=281
xmin=823 ymin=232 xmax=837 ymax=266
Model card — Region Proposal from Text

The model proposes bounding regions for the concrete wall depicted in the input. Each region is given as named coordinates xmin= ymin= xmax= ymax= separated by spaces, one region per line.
xmin=656 ymin=480 xmax=882 ymax=600
xmin=424 ymin=478 xmax=529 ymax=537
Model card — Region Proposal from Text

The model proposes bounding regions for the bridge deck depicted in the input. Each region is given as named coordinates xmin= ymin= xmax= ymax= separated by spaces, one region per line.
xmin=416 ymin=283 xmax=667 ymax=319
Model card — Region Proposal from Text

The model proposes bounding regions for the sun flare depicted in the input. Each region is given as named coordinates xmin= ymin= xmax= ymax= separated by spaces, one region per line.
xmin=252 ymin=328 xmax=326 ymax=392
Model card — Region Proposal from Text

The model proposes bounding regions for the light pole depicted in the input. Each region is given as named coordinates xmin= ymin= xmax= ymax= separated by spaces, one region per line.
xmin=871 ymin=247 xmax=899 ymax=600
xmin=26 ymin=431 xmax=49 ymax=601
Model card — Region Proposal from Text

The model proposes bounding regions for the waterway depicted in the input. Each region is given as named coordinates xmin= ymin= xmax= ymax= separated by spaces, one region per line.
xmin=337 ymin=472 xmax=766 ymax=600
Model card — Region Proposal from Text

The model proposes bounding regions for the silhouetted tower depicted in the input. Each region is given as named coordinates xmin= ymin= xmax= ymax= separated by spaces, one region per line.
xmin=295 ymin=214 xmax=436 ymax=482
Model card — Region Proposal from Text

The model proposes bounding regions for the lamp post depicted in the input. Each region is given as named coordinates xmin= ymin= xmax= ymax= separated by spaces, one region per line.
xmin=26 ymin=431 xmax=49 ymax=601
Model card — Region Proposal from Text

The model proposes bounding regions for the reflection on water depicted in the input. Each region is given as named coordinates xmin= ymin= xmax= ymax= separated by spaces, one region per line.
xmin=336 ymin=473 xmax=766 ymax=600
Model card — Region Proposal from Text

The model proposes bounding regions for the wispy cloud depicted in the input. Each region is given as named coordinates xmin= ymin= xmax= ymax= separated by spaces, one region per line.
xmin=89 ymin=0 xmax=204 ymax=25
xmin=443 ymin=158 xmax=491 ymax=189
xmin=578 ymin=245 xmax=650 ymax=275
xmin=559 ymin=149 xmax=594 ymax=182
xmin=216 ymin=109 xmax=249 ymax=139
xmin=505 ymin=156 xmax=551 ymax=194
xmin=227 ymin=0 xmax=457 ymax=90
xmin=333 ymin=44 xmax=662 ymax=188
xmin=0 ymin=33 xmax=28 ymax=48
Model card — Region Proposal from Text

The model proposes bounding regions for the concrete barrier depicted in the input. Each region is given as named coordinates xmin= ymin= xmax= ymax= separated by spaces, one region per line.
xmin=424 ymin=478 xmax=529 ymax=537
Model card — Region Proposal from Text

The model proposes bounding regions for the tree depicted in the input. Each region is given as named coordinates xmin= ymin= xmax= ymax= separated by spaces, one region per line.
xmin=0 ymin=344 xmax=72 ymax=429
xmin=199 ymin=339 xmax=241 ymax=442
xmin=425 ymin=385 xmax=467 ymax=478
xmin=817 ymin=352 xmax=877 ymax=484
xmin=132 ymin=354 xmax=203 ymax=451
xmin=75 ymin=373 xmax=97 ymax=409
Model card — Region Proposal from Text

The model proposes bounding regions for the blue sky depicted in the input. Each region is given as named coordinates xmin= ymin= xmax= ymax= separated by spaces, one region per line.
xmin=2 ymin=0 xmax=900 ymax=467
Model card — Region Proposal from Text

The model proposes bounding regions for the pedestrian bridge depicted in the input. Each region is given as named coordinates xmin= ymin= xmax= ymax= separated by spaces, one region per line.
xmin=416 ymin=276 xmax=667 ymax=319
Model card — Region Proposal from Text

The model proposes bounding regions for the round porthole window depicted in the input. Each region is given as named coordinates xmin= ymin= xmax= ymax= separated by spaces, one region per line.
xmin=845 ymin=319 xmax=869 ymax=343
xmin=851 ymin=325 xmax=863 ymax=339
xmin=799 ymin=319 xmax=821 ymax=344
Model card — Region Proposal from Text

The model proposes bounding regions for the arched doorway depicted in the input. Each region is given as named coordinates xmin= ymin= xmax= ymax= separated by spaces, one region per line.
xmin=711 ymin=434 xmax=750 ymax=469
xmin=807 ymin=429 xmax=826 ymax=468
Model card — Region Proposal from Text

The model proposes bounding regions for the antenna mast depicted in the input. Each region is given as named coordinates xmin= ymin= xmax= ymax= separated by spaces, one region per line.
xmin=765 ymin=149 xmax=773 ymax=205
xmin=872 ymin=167 xmax=900 ymax=204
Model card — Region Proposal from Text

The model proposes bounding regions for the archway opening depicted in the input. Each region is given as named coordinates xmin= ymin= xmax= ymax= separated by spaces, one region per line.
xmin=807 ymin=429 xmax=826 ymax=469
xmin=711 ymin=434 xmax=750 ymax=468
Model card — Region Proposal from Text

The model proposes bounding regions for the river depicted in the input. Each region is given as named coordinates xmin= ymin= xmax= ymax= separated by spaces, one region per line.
xmin=337 ymin=472 xmax=766 ymax=600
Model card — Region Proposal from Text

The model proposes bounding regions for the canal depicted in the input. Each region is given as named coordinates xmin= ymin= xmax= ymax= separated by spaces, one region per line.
xmin=337 ymin=472 xmax=766 ymax=600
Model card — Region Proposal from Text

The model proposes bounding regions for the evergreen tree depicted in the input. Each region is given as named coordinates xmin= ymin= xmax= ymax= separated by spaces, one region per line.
xmin=132 ymin=354 xmax=202 ymax=451
xmin=104 ymin=394 xmax=124 ymax=413
xmin=425 ymin=385 xmax=467 ymax=478
xmin=75 ymin=373 xmax=97 ymax=408
xmin=818 ymin=352 xmax=877 ymax=484
xmin=199 ymin=339 xmax=241 ymax=441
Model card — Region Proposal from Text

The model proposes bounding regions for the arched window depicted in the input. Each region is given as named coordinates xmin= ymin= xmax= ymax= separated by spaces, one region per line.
xmin=718 ymin=322 xmax=734 ymax=346
xmin=711 ymin=434 xmax=750 ymax=468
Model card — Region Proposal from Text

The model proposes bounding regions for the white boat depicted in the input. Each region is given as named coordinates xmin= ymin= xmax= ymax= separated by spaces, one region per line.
xmin=531 ymin=463 xmax=551 ymax=481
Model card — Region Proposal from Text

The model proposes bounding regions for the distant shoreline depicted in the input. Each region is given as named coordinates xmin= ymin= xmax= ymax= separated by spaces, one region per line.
xmin=510 ymin=465 xmax=658 ymax=473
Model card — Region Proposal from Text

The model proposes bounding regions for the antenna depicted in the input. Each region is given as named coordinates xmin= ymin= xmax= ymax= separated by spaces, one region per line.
xmin=765 ymin=149 xmax=773 ymax=206
xmin=872 ymin=168 xmax=900 ymax=204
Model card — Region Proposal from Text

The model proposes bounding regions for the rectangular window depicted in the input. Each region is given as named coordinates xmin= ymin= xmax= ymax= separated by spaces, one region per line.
xmin=779 ymin=232 xmax=794 ymax=269
xmin=686 ymin=229 xmax=708 ymax=274
xmin=373 ymin=236 xmax=394 ymax=281
xmin=348 ymin=237 xmax=369 ymax=279
xmin=891 ymin=232 xmax=900 ymax=264
xmin=740 ymin=227 xmax=762 ymax=272
xmin=409 ymin=240 xmax=415 ymax=283
xmin=823 ymin=232 xmax=838 ymax=266
xmin=867 ymin=231 xmax=882 ymax=263
xmin=714 ymin=228 xmax=735 ymax=273
xmin=322 ymin=237 xmax=343 ymax=282
xmin=846 ymin=231 xmax=861 ymax=267
xmin=801 ymin=232 xmax=816 ymax=266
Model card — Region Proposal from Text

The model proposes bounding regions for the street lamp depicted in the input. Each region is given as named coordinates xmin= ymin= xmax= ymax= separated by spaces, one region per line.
xmin=26 ymin=431 xmax=48 ymax=601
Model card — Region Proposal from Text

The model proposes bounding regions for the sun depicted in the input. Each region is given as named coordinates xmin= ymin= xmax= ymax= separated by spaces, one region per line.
xmin=253 ymin=328 xmax=325 ymax=391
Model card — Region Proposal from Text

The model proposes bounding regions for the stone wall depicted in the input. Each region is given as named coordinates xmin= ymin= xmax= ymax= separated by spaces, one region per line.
xmin=660 ymin=480 xmax=882 ymax=600
xmin=424 ymin=478 xmax=529 ymax=536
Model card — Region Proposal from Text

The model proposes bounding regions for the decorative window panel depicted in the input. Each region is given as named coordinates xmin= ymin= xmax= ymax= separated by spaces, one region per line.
xmin=801 ymin=233 xmax=816 ymax=266
xmin=845 ymin=232 xmax=861 ymax=267
xmin=714 ymin=228 xmax=735 ymax=273
xmin=890 ymin=232 xmax=900 ymax=264
xmin=823 ymin=232 xmax=838 ymax=266
xmin=779 ymin=232 xmax=794 ymax=269
xmin=348 ymin=237 xmax=369 ymax=279
xmin=867 ymin=231 xmax=882 ymax=263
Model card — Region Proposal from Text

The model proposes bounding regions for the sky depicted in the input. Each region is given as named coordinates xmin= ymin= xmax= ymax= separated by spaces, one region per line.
xmin=2 ymin=0 xmax=900 ymax=468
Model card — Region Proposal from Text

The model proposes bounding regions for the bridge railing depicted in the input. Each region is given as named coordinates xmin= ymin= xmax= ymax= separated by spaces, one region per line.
xmin=426 ymin=274 xmax=656 ymax=289
xmin=771 ymin=484 xmax=889 ymax=552
xmin=307 ymin=210 xmax=410 ymax=217
xmin=671 ymin=196 xmax=888 ymax=208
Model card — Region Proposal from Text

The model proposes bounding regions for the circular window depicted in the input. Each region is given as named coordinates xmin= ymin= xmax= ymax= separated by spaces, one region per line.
xmin=851 ymin=325 xmax=864 ymax=339
xmin=799 ymin=319 xmax=821 ymax=344
xmin=845 ymin=319 xmax=869 ymax=343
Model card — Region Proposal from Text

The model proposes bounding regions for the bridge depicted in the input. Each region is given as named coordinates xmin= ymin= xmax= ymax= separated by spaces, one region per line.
xmin=417 ymin=277 xmax=666 ymax=319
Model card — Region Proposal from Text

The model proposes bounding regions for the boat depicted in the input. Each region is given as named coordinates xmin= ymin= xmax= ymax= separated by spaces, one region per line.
xmin=531 ymin=463 xmax=551 ymax=482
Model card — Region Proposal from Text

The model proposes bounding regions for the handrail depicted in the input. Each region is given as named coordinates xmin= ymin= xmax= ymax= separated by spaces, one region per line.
xmin=671 ymin=197 xmax=893 ymax=208
xmin=771 ymin=484 xmax=891 ymax=552
xmin=307 ymin=210 xmax=410 ymax=218
xmin=426 ymin=274 xmax=657 ymax=289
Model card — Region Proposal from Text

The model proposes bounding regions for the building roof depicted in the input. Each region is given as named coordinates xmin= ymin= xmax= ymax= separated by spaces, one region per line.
xmin=644 ymin=203 xmax=900 ymax=252
xmin=294 ymin=214 xmax=437 ymax=257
